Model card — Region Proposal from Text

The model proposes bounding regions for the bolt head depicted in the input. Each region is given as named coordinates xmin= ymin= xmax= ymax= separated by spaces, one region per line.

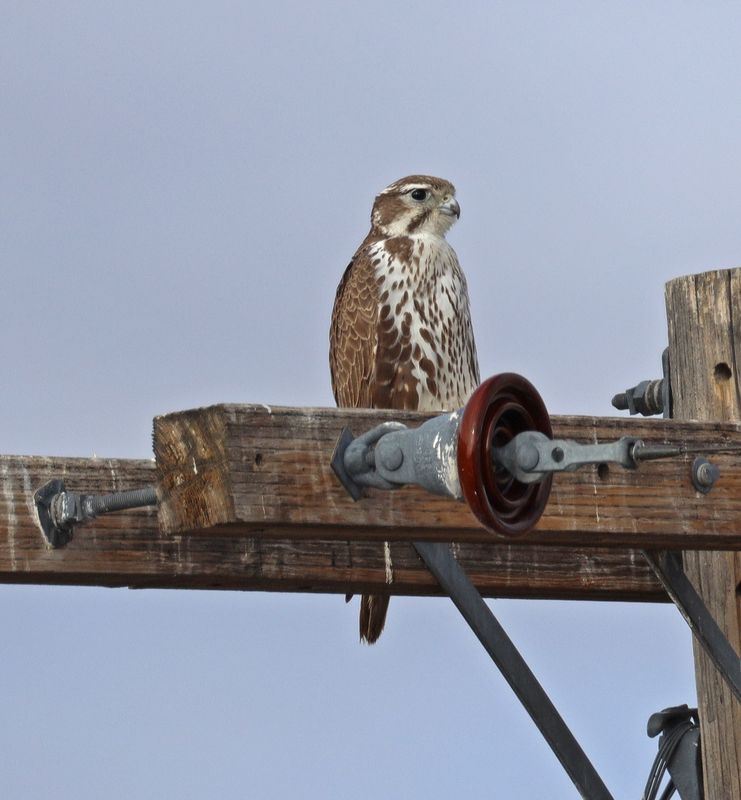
xmin=691 ymin=457 xmax=720 ymax=494
xmin=378 ymin=442 xmax=404 ymax=471
xmin=517 ymin=442 xmax=540 ymax=472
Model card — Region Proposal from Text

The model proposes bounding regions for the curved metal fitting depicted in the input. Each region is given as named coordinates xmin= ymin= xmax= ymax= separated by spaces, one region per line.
xmin=337 ymin=421 xmax=409 ymax=498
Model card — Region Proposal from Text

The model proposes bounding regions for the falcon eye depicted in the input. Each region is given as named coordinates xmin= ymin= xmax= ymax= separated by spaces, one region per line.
xmin=410 ymin=189 xmax=428 ymax=201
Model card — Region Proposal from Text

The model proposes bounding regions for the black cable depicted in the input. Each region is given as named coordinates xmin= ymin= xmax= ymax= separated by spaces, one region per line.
xmin=642 ymin=721 xmax=693 ymax=800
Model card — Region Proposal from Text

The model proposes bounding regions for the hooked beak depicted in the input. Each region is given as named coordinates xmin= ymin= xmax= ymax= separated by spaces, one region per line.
xmin=439 ymin=197 xmax=460 ymax=219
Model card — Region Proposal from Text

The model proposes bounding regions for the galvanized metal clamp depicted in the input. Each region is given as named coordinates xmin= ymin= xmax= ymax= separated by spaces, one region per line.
xmin=331 ymin=372 xmax=714 ymax=536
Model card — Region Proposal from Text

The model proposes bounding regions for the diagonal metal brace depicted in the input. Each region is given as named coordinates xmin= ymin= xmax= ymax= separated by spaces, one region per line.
xmin=643 ymin=550 xmax=741 ymax=702
xmin=413 ymin=541 xmax=615 ymax=800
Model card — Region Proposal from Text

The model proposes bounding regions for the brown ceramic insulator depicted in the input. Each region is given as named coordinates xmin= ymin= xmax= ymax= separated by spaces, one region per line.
xmin=457 ymin=373 xmax=553 ymax=537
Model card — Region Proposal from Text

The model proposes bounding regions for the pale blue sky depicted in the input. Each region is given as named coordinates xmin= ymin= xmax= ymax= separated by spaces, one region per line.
xmin=3 ymin=2 xmax=741 ymax=797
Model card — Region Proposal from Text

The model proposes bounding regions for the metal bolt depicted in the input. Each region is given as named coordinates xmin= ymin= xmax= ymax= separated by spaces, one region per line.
xmin=34 ymin=480 xmax=158 ymax=548
xmin=518 ymin=443 xmax=540 ymax=472
xmin=378 ymin=442 xmax=404 ymax=471
xmin=551 ymin=447 xmax=565 ymax=463
xmin=691 ymin=457 xmax=720 ymax=494
xmin=612 ymin=379 xmax=665 ymax=416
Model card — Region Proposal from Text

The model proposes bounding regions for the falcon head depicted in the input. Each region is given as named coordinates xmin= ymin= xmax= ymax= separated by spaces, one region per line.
xmin=371 ymin=175 xmax=460 ymax=238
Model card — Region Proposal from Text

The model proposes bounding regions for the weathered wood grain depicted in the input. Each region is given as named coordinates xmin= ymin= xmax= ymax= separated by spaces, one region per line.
xmin=154 ymin=406 xmax=741 ymax=549
xmin=666 ymin=268 xmax=741 ymax=799
xmin=0 ymin=454 xmax=664 ymax=601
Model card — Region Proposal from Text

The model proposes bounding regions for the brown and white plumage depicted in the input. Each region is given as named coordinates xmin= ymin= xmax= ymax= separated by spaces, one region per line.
xmin=330 ymin=175 xmax=480 ymax=643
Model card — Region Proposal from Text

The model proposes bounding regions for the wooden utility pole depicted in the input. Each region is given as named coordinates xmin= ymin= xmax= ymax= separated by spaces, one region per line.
xmin=1 ymin=268 xmax=740 ymax=797
xmin=666 ymin=268 xmax=741 ymax=799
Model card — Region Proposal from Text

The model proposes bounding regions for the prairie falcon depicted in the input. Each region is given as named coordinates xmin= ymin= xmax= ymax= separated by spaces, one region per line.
xmin=330 ymin=175 xmax=480 ymax=642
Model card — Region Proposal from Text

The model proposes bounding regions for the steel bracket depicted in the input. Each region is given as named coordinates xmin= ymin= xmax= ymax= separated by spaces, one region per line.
xmin=413 ymin=541 xmax=615 ymax=800
xmin=643 ymin=550 xmax=741 ymax=702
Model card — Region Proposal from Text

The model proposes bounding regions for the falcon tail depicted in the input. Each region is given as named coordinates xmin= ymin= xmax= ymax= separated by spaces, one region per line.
xmin=359 ymin=594 xmax=390 ymax=644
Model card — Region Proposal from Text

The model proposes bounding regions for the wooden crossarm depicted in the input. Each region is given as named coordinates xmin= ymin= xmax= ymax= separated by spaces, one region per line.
xmin=154 ymin=406 xmax=741 ymax=550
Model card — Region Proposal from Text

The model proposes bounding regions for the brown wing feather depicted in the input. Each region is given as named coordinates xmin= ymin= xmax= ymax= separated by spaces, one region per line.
xmin=330 ymin=233 xmax=407 ymax=645
xmin=330 ymin=234 xmax=380 ymax=408
xmin=331 ymin=234 xmax=421 ymax=413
